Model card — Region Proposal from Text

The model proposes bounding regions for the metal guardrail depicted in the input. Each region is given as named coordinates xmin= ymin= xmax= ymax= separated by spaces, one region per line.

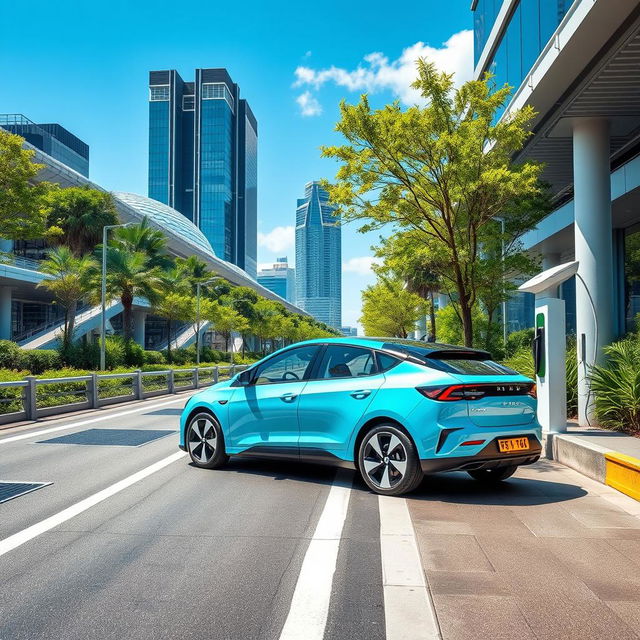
xmin=14 ymin=302 xmax=95 ymax=344
xmin=0 ymin=364 xmax=248 ymax=425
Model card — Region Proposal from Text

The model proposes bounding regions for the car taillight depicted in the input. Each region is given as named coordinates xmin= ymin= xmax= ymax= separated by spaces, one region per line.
xmin=417 ymin=383 xmax=535 ymax=401
xmin=416 ymin=385 xmax=485 ymax=401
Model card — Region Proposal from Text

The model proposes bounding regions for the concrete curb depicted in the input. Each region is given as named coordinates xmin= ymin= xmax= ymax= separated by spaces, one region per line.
xmin=544 ymin=432 xmax=640 ymax=501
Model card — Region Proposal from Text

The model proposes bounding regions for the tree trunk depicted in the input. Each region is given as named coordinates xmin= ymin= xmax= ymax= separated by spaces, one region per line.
xmin=167 ymin=318 xmax=172 ymax=363
xmin=485 ymin=308 xmax=495 ymax=351
xmin=66 ymin=300 xmax=78 ymax=345
xmin=460 ymin=300 xmax=474 ymax=347
xmin=121 ymin=293 xmax=133 ymax=342
xmin=429 ymin=291 xmax=436 ymax=341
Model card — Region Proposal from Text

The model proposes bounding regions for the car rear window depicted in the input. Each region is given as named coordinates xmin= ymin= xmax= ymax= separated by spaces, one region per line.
xmin=428 ymin=359 xmax=518 ymax=375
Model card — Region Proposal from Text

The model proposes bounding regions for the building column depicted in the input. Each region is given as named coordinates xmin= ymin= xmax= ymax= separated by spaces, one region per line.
xmin=540 ymin=253 xmax=562 ymax=298
xmin=415 ymin=315 xmax=427 ymax=341
xmin=437 ymin=293 xmax=449 ymax=310
xmin=0 ymin=238 xmax=13 ymax=253
xmin=573 ymin=118 xmax=614 ymax=426
xmin=0 ymin=286 xmax=12 ymax=341
xmin=133 ymin=311 xmax=147 ymax=349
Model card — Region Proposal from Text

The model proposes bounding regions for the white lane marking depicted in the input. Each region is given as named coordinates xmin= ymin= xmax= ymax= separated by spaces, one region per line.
xmin=379 ymin=495 xmax=441 ymax=640
xmin=0 ymin=451 xmax=186 ymax=557
xmin=0 ymin=395 xmax=191 ymax=445
xmin=278 ymin=469 xmax=352 ymax=640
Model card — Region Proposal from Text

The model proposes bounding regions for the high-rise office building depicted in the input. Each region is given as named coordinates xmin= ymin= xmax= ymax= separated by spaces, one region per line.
xmin=148 ymin=68 xmax=257 ymax=278
xmin=257 ymin=257 xmax=296 ymax=303
xmin=295 ymin=181 xmax=341 ymax=329
xmin=0 ymin=114 xmax=89 ymax=177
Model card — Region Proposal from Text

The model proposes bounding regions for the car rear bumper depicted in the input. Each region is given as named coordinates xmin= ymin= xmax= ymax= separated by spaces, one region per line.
xmin=420 ymin=435 xmax=542 ymax=474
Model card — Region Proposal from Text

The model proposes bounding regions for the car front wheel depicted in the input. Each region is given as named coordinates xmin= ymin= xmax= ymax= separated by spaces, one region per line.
xmin=358 ymin=425 xmax=423 ymax=496
xmin=186 ymin=412 xmax=229 ymax=469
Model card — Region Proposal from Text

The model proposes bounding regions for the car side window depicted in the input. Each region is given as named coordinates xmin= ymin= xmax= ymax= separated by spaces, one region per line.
xmin=316 ymin=345 xmax=378 ymax=379
xmin=376 ymin=352 xmax=401 ymax=372
xmin=254 ymin=346 xmax=319 ymax=385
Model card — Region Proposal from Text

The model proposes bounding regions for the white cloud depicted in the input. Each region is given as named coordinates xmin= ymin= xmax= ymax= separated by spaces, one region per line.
xmin=293 ymin=30 xmax=473 ymax=110
xmin=296 ymin=90 xmax=322 ymax=116
xmin=257 ymin=226 xmax=295 ymax=253
xmin=342 ymin=256 xmax=382 ymax=275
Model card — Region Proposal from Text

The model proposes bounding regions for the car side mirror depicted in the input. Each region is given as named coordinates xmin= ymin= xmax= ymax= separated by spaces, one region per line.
xmin=235 ymin=369 xmax=253 ymax=386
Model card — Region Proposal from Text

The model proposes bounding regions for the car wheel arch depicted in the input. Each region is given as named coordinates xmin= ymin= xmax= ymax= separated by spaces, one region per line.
xmin=184 ymin=406 xmax=227 ymax=442
xmin=352 ymin=417 xmax=416 ymax=471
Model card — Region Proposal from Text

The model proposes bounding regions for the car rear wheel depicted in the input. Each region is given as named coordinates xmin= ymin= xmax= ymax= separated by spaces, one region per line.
xmin=468 ymin=465 xmax=518 ymax=482
xmin=186 ymin=412 xmax=229 ymax=470
xmin=358 ymin=425 xmax=423 ymax=496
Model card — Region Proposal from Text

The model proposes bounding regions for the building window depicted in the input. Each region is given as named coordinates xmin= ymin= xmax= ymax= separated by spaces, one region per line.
xmin=183 ymin=95 xmax=195 ymax=111
xmin=201 ymin=83 xmax=234 ymax=111
xmin=149 ymin=85 xmax=170 ymax=101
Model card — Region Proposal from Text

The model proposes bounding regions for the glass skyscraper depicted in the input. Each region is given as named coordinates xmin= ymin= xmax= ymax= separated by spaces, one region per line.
xmin=295 ymin=182 xmax=341 ymax=329
xmin=148 ymin=68 xmax=257 ymax=278
xmin=0 ymin=114 xmax=89 ymax=177
xmin=257 ymin=257 xmax=296 ymax=304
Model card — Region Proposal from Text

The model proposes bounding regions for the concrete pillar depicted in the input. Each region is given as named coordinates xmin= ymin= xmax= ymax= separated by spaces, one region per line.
xmin=0 ymin=238 xmax=13 ymax=253
xmin=0 ymin=286 xmax=12 ymax=340
xmin=573 ymin=118 xmax=614 ymax=426
xmin=437 ymin=293 xmax=449 ymax=310
xmin=132 ymin=310 xmax=147 ymax=348
xmin=415 ymin=315 xmax=427 ymax=341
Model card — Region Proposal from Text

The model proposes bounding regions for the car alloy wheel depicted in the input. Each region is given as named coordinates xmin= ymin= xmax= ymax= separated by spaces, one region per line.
xmin=186 ymin=412 xmax=229 ymax=469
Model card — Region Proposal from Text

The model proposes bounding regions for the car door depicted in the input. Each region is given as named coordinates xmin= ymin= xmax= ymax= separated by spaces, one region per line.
xmin=297 ymin=345 xmax=385 ymax=456
xmin=227 ymin=344 xmax=320 ymax=454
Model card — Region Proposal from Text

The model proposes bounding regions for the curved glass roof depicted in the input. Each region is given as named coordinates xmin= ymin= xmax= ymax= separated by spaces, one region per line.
xmin=112 ymin=192 xmax=215 ymax=257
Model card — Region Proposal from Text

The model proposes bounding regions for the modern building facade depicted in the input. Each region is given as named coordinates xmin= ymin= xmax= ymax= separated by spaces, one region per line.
xmin=341 ymin=326 xmax=358 ymax=337
xmin=472 ymin=0 xmax=640 ymax=424
xmin=295 ymin=181 xmax=341 ymax=329
xmin=148 ymin=68 xmax=257 ymax=278
xmin=257 ymin=257 xmax=296 ymax=303
xmin=0 ymin=114 xmax=89 ymax=176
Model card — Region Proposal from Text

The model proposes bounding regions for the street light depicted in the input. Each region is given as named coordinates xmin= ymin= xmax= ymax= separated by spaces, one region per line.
xmin=100 ymin=222 xmax=135 ymax=371
xmin=195 ymin=277 xmax=224 ymax=365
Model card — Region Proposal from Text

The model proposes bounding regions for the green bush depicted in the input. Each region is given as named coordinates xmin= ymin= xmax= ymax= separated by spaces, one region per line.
xmin=22 ymin=349 xmax=61 ymax=374
xmin=142 ymin=350 xmax=165 ymax=365
xmin=505 ymin=328 xmax=534 ymax=358
xmin=0 ymin=340 xmax=25 ymax=370
xmin=123 ymin=340 xmax=144 ymax=367
xmin=0 ymin=368 xmax=29 ymax=414
xmin=590 ymin=334 xmax=640 ymax=434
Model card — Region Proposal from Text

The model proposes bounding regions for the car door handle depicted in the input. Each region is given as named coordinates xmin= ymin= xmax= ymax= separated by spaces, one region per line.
xmin=350 ymin=389 xmax=372 ymax=399
xmin=280 ymin=393 xmax=298 ymax=402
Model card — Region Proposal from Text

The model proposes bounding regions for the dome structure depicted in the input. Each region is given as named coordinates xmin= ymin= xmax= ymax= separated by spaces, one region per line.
xmin=111 ymin=192 xmax=215 ymax=258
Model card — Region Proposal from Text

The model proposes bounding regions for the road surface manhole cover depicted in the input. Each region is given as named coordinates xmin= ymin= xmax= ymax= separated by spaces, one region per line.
xmin=37 ymin=428 xmax=175 ymax=447
xmin=0 ymin=481 xmax=52 ymax=504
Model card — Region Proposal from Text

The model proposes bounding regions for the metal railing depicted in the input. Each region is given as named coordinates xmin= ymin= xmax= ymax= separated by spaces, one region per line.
xmin=0 ymin=253 xmax=43 ymax=271
xmin=0 ymin=364 xmax=247 ymax=425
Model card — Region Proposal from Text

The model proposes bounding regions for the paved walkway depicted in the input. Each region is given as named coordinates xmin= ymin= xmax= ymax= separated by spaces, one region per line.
xmin=408 ymin=460 xmax=640 ymax=640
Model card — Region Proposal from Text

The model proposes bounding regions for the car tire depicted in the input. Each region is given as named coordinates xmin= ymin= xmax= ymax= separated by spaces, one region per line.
xmin=358 ymin=424 xmax=423 ymax=496
xmin=186 ymin=411 xmax=229 ymax=470
xmin=468 ymin=465 xmax=518 ymax=482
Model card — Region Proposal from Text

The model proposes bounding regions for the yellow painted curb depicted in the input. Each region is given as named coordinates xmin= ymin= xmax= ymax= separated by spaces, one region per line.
xmin=605 ymin=452 xmax=640 ymax=501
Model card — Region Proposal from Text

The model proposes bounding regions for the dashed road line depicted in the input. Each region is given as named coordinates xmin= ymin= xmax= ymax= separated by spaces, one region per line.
xmin=278 ymin=469 xmax=352 ymax=640
xmin=0 ymin=451 xmax=186 ymax=557
xmin=379 ymin=495 xmax=441 ymax=640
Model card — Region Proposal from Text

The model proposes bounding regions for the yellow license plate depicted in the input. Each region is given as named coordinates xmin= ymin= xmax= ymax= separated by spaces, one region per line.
xmin=498 ymin=437 xmax=529 ymax=453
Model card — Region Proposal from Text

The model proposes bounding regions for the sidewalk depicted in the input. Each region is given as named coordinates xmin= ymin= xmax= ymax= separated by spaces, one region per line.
xmin=407 ymin=460 xmax=640 ymax=640
xmin=546 ymin=424 xmax=640 ymax=502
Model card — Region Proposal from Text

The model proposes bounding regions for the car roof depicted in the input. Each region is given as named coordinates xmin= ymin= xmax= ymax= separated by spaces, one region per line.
xmin=296 ymin=337 xmax=491 ymax=358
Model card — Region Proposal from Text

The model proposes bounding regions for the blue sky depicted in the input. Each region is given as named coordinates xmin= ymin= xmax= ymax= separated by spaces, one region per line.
xmin=0 ymin=0 xmax=472 ymax=328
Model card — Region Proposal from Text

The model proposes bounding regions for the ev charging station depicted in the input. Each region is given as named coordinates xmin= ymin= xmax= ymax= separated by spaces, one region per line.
xmin=518 ymin=261 xmax=579 ymax=434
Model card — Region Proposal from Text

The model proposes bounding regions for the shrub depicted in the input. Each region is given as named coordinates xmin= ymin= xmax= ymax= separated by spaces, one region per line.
xmin=123 ymin=340 xmax=144 ymax=367
xmin=0 ymin=368 xmax=29 ymax=414
xmin=0 ymin=340 xmax=25 ymax=370
xmin=22 ymin=349 xmax=61 ymax=374
xmin=590 ymin=334 xmax=640 ymax=434
xmin=505 ymin=328 xmax=534 ymax=358
xmin=142 ymin=350 xmax=165 ymax=365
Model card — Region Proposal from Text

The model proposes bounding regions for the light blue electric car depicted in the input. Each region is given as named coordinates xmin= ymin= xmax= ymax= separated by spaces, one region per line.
xmin=179 ymin=337 xmax=541 ymax=495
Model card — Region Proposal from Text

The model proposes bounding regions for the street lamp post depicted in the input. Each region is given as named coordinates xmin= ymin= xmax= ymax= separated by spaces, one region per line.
xmin=100 ymin=222 xmax=134 ymax=371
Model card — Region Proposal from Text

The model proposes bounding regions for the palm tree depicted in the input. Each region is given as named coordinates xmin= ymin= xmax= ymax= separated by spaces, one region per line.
xmin=154 ymin=265 xmax=192 ymax=361
xmin=111 ymin=217 xmax=171 ymax=268
xmin=43 ymin=186 xmax=119 ymax=256
xmin=38 ymin=247 xmax=96 ymax=348
xmin=102 ymin=249 xmax=163 ymax=342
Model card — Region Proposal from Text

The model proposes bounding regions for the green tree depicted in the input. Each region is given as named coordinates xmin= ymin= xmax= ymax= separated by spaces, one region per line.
xmin=322 ymin=60 xmax=548 ymax=346
xmin=111 ymin=216 xmax=171 ymax=268
xmin=360 ymin=278 xmax=425 ymax=338
xmin=251 ymin=299 xmax=282 ymax=354
xmin=38 ymin=247 xmax=96 ymax=349
xmin=44 ymin=186 xmax=119 ymax=256
xmin=101 ymin=250 xmax=163 ymax=343
xmin=0 ymin=130 xmax=50 ymax=241
xmin=155 ymin=293 xmax=194 ymax=362
xmin=210 ymin=304 xmax=250 ymax=360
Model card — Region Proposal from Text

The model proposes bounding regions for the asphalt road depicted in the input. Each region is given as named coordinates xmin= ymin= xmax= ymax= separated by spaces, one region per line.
xmin=1 ymin=394 xmax=639 ymax=640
